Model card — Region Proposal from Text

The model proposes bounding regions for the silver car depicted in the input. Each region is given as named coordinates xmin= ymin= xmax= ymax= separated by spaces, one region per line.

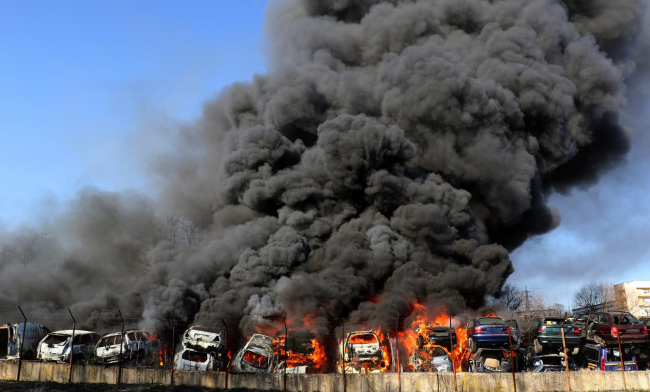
xmin=37 ymin=330 xmax=100 ymax=363
xmin=181 ymin=325 xmax=227 ymax=370
xmin=96 ymin=330 xmax=158 ymax=364
xmin=231 ymin=334 xmax=275 ymax=373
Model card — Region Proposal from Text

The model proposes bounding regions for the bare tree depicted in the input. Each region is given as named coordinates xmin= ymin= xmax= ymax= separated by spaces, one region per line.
xmin=499 ymin=284 xmax=523 ymax=311
xmin=179 ymin=216 xmax=202 ymax=250
xmin=573 ymin=281 xmax=615 ymax=312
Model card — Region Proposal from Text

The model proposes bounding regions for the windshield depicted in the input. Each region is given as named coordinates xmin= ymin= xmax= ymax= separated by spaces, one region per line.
xmin=43 ymin=334 xmax=68 ymax=345
xmin=612 ymin=314 xmax=640 ymax=325
xmin=182 ymin=350 xmax=209 ymax=363
xmin=349 ymin=334 xmax=379 ymax=344
xmin=243 ymin=350 xmax=269 ymax=368
xmin=607 ymin=347 xmax=635 ymax=362
xmin=192 ymin=326 xmax=222 ymax=334
xmin=430 ymin=347 xmax=448 ymax=357
xmin=478 ymin=318 xmax=506 ymax=325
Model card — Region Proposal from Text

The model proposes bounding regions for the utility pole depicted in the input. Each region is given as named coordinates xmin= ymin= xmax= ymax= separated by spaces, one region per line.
xmin=524 ymin=286 xmax=531 ymax=319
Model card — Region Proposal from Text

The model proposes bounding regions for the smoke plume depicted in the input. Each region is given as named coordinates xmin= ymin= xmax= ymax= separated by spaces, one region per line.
xmin=0 ymin=0 xmax=647 ymax=336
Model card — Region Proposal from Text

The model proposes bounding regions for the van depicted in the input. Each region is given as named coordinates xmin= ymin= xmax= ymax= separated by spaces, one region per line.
xmin=581 ymin=343 xmax=638 ymax=371
xmin=0 ymin=323 xmax=50 ymax=359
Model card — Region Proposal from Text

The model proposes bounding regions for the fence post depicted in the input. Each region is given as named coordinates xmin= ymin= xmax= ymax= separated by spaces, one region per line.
xmin=342 ymin=319 xmax=346 ymax=392
xmin=616 ymin=315 xmax=626 ymax=391
xmin=508 ymin=315 xmax=516 ymax=392
xmin=68 ymin=309 xmax=76 ymax=383
xmin=395 ymin=316 xmax=401 ymax=392
xmin=450 ymin=317 xmax=457 ymax=392
xmin=170 ymin=321 xmax=175 ymax=386
xmin=560 ymin=313 xmax=571 ymax=391
xmin=16 ymin=307 xmax=27 ymax=382
xmin=117 ymin=310 xmax=124 ymax=385
xmin=283 ymin=318 xmax=288 ymax=392
xmin=221 ymin=318 xmax=228 ymax=390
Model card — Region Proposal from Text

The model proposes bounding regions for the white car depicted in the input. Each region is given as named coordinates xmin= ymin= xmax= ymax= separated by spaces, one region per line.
xmin=173 ymin=348 xmax=216 ymax=371
xmin=338 ymin=331 xmax=385 ymax=373
xmin=181 ymin=325 xmax=227 ymax=370
xmin=37 ymin=330 xmax=100 ymax=363
xmin=96 ymin=330 xmax=158 ymax=364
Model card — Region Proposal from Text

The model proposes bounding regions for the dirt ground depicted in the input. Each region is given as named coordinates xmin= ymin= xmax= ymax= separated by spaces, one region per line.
xmin=0 ymin=381 xmax=273 ymax=392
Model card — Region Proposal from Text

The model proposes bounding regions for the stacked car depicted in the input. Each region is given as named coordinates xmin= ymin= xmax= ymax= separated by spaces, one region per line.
xmin=173 ymin=325 xmax=228 ymax=372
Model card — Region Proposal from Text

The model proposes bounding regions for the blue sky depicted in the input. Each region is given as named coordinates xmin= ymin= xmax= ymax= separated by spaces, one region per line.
xmin=0 ymin=0 xmax=268 ymax=226
xmin=1 ymin=1 xmax=648 ymax=311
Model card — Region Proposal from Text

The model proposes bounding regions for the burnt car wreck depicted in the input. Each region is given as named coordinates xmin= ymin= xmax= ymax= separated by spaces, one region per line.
xmin=231 ymin=334 xmax=275 ymax=373
xmin=180 ymin=325 xmax=228 ymax=371
xmin=338 ymin=331 xmax=393 ymax=374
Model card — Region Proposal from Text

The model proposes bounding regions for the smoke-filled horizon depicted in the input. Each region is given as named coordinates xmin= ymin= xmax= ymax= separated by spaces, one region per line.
xmin=0 ymin=0 xmax=647 ymax=337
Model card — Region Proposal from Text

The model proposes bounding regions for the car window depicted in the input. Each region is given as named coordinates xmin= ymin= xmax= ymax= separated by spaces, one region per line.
xmin=583 ymin=346 xmax=599 ymax=362
xmin=182 ymin=350 xmax=208 ymax=363
xmin=607 ymin=347 xmax=634 ymax=362
xmin=574 ymin=315 xmax=587 ymax=324
xmin=612 ymin=314 xmax=640 ymax=325
xmin=468 ymin=320 xmax=474 ymax=329
xmin=135 ymin=332 xmax=148 ymax=341
xmin=127 ymin=332 xmax=136 ymax=342
xmin=543 ymin=319 xmax=563 ymax=326
xmin=598 ymin=315 xmax=609 ymax=324
xmin=91 ymin=334 xmax=101 ymax=344
xmin=478 ymin=318 xmax=506 ymax=325
xmin=43 ymin=334 xmax=68 ymax=345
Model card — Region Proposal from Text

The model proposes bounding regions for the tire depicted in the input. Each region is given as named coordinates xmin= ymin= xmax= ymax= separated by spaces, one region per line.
xmin=534 ymin=339 xmax=543 ymax=354
xmin=469 ymin=338 xmax=478 ymax=354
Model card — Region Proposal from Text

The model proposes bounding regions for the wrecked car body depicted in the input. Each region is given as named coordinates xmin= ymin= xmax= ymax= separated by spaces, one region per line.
xmin=409 ymin=346 xmax=453 ymax=372
xmin=174 ymin=348 xmax=216 ymax=372
xmin=37 ymin=330 xmax=100 ymax=363
xmin=181 ymin=325 xmax=227 ymax=371
xmin=338 ymin=331 xmax=391 ymax=374
xmin=273 ymin=332 xmax=322 ymax=374
xmin=467 ymin=348 xmax=515 ymax=373
xmin=0 ymin=323 xmax=50 ymax=359
xmin=416 ymin=326 xmax=457 ymax=351
xmin=231 ymin=334 xmax=275 ymax=373
xmin=95 ymin=330 xmax=159 ymax=364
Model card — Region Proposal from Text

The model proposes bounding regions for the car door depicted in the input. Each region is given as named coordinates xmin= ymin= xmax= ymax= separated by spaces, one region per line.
xmin=467 ymin=320 xmax=475 ymax=339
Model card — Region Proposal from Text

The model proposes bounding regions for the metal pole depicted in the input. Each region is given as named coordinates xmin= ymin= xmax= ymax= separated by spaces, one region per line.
xmin=68 ymin=309 xmax=76 ymax=383
xmin=16 ymin=307 xmax=27 ymax=382
xmin=283 ymin=318 xmax=288 ymax=392
xmin=616 ymin=315 xmax=626 ymax=391
xmin=221 ymin=318 xmax=228 ymax=389
xmin=560 ymin=313 xmax=572 ymax=391
xmin=450 ymin=317 xmax=457 ymax=392
xmin=342 ymin=319 xmax=346 ymax=392
xmin=117 ymin=310 xmax=124 ymax=385
xmin=508 ymin=315 xmax=516 ymax=392
xmin=395 ymin=316 xmax=401 ymax=392
xmin=170 ymin=321 xmax=176 ymax=386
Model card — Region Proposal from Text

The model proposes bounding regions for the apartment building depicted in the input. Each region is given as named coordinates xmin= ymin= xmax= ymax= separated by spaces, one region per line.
xmin=614 ymin=281 xmax=650 ymax=318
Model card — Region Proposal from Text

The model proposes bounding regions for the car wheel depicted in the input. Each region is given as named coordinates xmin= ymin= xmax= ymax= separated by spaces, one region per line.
xmin=534 ymin=339 xmax=543 ymax=354
xmin=469 ymin=338 xmax=478 ymax=353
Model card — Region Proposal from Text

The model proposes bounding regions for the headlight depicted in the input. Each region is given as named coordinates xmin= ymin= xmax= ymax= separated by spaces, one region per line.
xmin=533 ymin=360 xmax=541 ymax=366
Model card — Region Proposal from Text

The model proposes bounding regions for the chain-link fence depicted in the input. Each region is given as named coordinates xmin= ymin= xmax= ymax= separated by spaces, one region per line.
xmin=0 ymin=306 xmax=648 ymax=391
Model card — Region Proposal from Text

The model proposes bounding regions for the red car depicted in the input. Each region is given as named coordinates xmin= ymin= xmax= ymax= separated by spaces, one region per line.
xmin=573 ymin=312 xmax=648 ymax=346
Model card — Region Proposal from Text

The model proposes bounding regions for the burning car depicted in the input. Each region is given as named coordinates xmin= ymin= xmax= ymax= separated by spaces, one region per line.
xmin=272 ymin=332 xmax=324 ymax=374
xmin=37 ymin=330 xmax=100 ymax=363
xmin=416 ymin=326 xmax=457 ymax=351
xmin=338 ymin=331 xmax=392 ymax=374
xmin=174 ymin=348 xmax=217 ymax=372
xmin=408 ymin=346 xmax=453 ymax=372
xmin=95 ymin=330 xmax=159 ymax=364
xmin=0 ymin=323 xmax=50 ymax=359
xmin=467 ymin=348 xmax=515 ymax=373
xmin=181 ymin=325 xmax=227 ymax=371
xmin=231 ymin=334 xmax=275 ymax=373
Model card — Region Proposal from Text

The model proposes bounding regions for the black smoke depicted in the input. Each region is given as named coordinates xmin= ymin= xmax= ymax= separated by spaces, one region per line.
xmin=0 ymin=0 xmax=647 ymax=337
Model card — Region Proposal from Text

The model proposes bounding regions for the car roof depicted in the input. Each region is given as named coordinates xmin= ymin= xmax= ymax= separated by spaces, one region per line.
xmin=48 ymin=330 xmax=95 ymax=336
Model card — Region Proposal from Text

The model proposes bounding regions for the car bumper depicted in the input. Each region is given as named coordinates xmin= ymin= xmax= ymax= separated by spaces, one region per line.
xmin=473 ymin=335 xmax=511 ymax=345
xmin=539 ymin=336 xmax=581 ymax=346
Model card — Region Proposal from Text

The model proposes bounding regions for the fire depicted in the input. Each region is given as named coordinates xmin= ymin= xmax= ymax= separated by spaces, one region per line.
xmin=398 ymin=302 xmax=469 ymax=371
xmin=272 ymin=334 xmax=327 ymax=373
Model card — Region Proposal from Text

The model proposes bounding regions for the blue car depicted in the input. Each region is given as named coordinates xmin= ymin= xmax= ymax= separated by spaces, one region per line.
xmin=581 ymin=343 xmax=638 ymax=371
xmin=466 ymin=317 xmax=520 ymax=353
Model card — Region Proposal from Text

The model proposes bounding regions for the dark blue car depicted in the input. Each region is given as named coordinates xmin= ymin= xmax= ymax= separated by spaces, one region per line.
xmin=466 ymin=317 xmax=520 ymax=353
xmin=581 ymin=343 xmax=638 ymax=371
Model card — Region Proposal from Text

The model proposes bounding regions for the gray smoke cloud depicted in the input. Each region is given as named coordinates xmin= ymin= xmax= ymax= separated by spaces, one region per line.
xmin=0 ymin=0 xmax=647 ymax=337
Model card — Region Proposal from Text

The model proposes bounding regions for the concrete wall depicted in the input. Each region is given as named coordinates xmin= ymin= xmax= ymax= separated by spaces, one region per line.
xmin=2 ymin=361 xmax=650 ymax=391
